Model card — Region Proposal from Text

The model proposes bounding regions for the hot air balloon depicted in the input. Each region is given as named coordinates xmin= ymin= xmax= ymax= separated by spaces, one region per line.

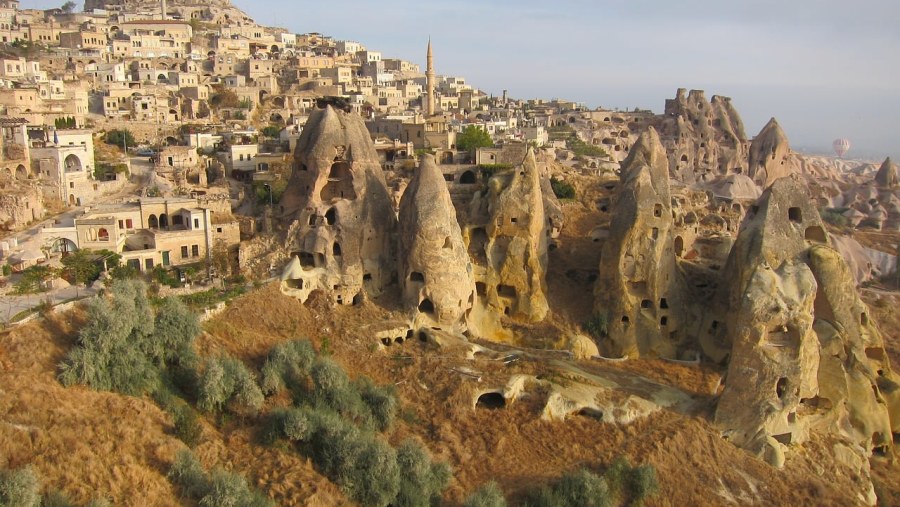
xmin=833 ymin=138 xmax=851 ymax=158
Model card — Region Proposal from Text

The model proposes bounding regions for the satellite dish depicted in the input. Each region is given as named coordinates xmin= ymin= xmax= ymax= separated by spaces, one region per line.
xmin=833 ymin=138 xmax=851 ymax=158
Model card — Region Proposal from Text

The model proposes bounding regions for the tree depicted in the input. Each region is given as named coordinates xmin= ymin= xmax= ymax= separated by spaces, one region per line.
xmin=61 ymin=249 xmax=102 ymax=287
xmin=14 ymin=265 xmax=58 ymax=294
xmin=60 ymin=1 xmax=76 ymax=13
xmin=104 ymin=129 xmax=135 ymax=150
xmin=456 ymin=126 xmax=493 ymax=152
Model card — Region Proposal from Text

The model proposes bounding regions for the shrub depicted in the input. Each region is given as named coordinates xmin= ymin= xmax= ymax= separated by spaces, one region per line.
xmin=197 ymin=355 xmax=264 ymax=414
xmin=168 ymin=450 xmax=273 ymax=507
xmin=260 ymin=339 xmax=316 ymax=395
xmin=0 ymin=466 xmax=40 ymax=507
xmin=819 ymin=208 xmax=850 ymax=227
xmin=259 ymin=407 xmax=312 ymax=444
xmin=603 ymin=456 xmax=630 ymax=499
xmin=201 ymin=470 xmax=271 ymax=507
xmin=42 ymin=490 xmax=77 ymax=507
xmin=395 ymin=439 xmax=452 ymax=507
xmin=356 ymin=377 xmax=397 ymax=431
xmin=627 ymin=464 xmax=659 ymax=505
xmin=464 ymin=482 xmax=507 ymax=507
xmin=59 ymin=280 xmax=197 ymax=396
xmin=171 ymin=403 xmax=203 ymax=447
xmin=168 ymin=449 xmax=210 ymax=499
xmin=148 ymin=297 xmax=200 ymax=367
xmin=104 ymin=129 xmax=135 ymax=148
xmin=524 ymin=469 xmax=610 ymax=507
xmin=550 ymin=177 xmax=576 ymax=199
xmin=310 ymin=358 xmax=368 ymax=422
xmin=583 ymin=313 xmax=609 ymax=340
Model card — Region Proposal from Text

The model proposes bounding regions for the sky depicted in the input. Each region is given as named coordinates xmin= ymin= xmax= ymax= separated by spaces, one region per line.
xmin=24 ymin=0 xmax=900 ymax=159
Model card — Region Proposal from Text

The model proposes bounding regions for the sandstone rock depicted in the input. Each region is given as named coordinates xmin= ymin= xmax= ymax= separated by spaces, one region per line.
xmin=279 ymin=104 xmax=397 ymax=305
xmin=714 ymin=259 xmax=820 ymax=466
xmin=594 ymin=128 xmax=686 ymax=358
xmin=654 ymin=89 xmax=749 ymax=184
xmin=713 ymin=174 xmax=899 ymax=470
xmin=874 ymin=157 xmax=897 ymax=188
xmin=708 ymin=173 xmax=761 ymax=201
xmin=747 ymin=118 xmax=802 ymax=188
xmin=806 ymin=244 xmax=900 ymax=448
xmin=465 ymin=147 xmax=550 ymax=326
xmin=706 ymin=175 xmax=828 ymax=362
xmin=397 ymin=154 xmax=475 ymax=332
xmin=568 ymin=334 xmax=599 ymax=360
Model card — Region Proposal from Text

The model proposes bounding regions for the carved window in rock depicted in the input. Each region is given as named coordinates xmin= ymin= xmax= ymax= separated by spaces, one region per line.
xmin=418 ymin=298 xmax=435 ymax=315
xmin=788 ymin=207 xmax=802 ymax=223
xmin=409 ymin=272 xmax=425 ymax=283
xmin=321 ymin=161 xmax=356 ymax=201
xmin=332 ymin=242 xmax=342 ymax=257
xmin=653 ymin=203 xmax=663 ymax=218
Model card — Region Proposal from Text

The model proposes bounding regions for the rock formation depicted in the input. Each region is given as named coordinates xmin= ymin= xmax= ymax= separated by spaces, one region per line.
xmin=465 ymin=147 xmax=550 ymax=325
xmin=712 ymin=175 xmax=900 ymax=469
xmin=397 ymin=154 xmax=475 ymax=332
xmin=280 ymin=101 xmax=397 ymax=305
xmin=875 ymin=157 xmax=897 ymax=188
xmin=747 ymin=118 xmax=801 ymax=188
xmin=653 ymin=89 xmax=749 ymax=184
xmin=594 ymin=128 xmax=686 ymax=358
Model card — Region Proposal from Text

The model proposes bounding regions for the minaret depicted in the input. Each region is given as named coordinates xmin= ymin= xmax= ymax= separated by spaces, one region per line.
xmin=426 ymin=38 xmax=435 ymax=117
xmin=160 ymin=0 xmax=167 ymax=19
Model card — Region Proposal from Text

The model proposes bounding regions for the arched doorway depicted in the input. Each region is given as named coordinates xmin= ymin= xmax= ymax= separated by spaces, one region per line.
xmin=159 ymin=213 xmax=169 ymax=228
xmin=15 ymin=164 xmax=27 ymax=180
xmin=68 ymin=194 xmax=76 ymax=205
xmin=459 ymin=170 xmax=476 ymax=184
xmin=64 ymin=154 xmax=82 ymax=172
xmin=148 ymin=214 xmax=159 ymax=228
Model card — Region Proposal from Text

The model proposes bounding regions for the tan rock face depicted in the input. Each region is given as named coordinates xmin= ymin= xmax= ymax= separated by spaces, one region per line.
xmin=465 ymin=148 xmax=549 ymax=325
xmin=398 ymin=154 xmax=475 ymax=332
xmin=714 ymin=260 xmax=820 ymax=466
xmin=874 ymin=157 xmax=897 ymax=188
xmin=748 ymin=118 xmax=802 ymax=188
xmin=713 ymin=175 xmax=899 ymax=469
xmin=654 ymin=89 xmax=749 ymax=184
xmin=594 ymin=128 xmax=686 ymax=358
xmin=279 ymin=103 xmax=397 ymax=305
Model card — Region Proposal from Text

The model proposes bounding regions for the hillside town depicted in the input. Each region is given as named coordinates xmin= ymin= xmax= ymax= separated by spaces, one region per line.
xmin=1 ymin=0 xmax=899 ymax=505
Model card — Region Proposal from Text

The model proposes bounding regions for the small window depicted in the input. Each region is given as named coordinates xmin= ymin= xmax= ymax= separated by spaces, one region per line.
xmin=181 ymin=246 xmax=189 ymax=258
xmin=192 ymin=245 xmax=199 ymax=257
xmin=126 ymin=219 xmax=133 ymax=228
xmin=216 ymin=227 xmax=223 ymax=233
xmin=788 ymin=207 xmax=802 ymax=223
xmin=193 ymin=218 xmax=199 ymax=228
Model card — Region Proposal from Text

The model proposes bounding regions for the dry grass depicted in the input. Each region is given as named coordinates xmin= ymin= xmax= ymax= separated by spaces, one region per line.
xmin=1 ymin=188 xmax=898 ymax=505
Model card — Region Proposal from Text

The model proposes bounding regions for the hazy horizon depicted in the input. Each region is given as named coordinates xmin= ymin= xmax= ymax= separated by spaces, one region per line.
xmin=23 ymin=0 xmax=900 ymax=160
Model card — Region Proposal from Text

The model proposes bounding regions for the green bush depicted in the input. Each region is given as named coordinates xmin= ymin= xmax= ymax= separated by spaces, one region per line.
xmin=394 ymin=439 xmax=452 ymax=507
xmin=524 ymin=469 xmax=610 ymax=507
xmin=42 ymin=490 xmax=77 ymax=507
xmin=311 ymin=358 xmax=368 ymax=421
xmin=583 ymin=313 xmax=609 ymax=340
xmin=260 ymin=339 xmax=317 ymax=395
xmin=13 ymin=264 xmax=58 ymax=295
xmin=463 ymin=482 xmax=507 ymax=507
xmin=819 ymin=207 xmax=850 ymax=228
xmin=169 ymin=449 xmax=210 ymax=499
xmin=0 ymin=466 xmax=40 ymax=507
xmin=196 ymin=355 xmax=264 ymax=414
xmin=104 ymin=129 xmax=136 ymax=149
xmin=59 ymin=280 xmax=199 ymax=397
xmin=550 ymin=177 xmax=576 ymax=199
xmin=201 ymin=470 xmax=272 ymax=507
xmin=356 ymin=377 xmax=397 ymax=432
xmin=627 ymin=464 xmax=659 ymax=505
xmin=171 ymin=403 xmax=203 ymax=447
